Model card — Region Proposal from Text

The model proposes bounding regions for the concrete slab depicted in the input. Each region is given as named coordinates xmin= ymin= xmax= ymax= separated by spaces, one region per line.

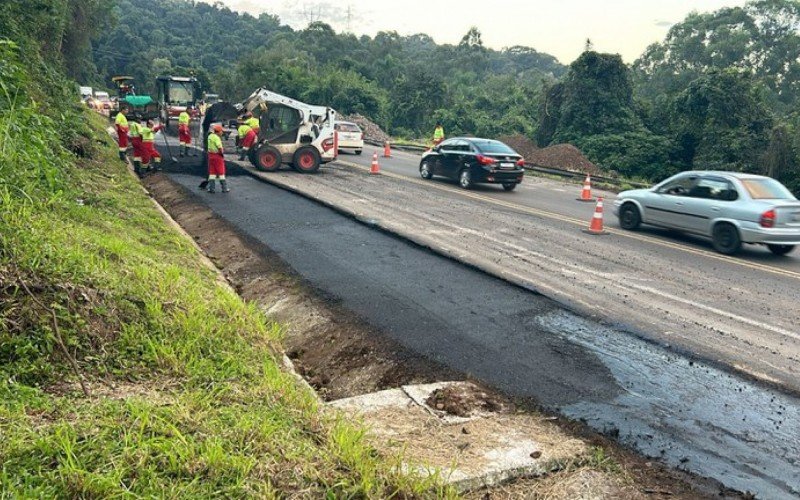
xmin=328 ymin=382 xmax=587 ymax=492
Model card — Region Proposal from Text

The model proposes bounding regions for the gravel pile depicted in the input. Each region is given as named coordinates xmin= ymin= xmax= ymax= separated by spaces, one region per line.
xmin=498 ymin=135 xmax=601 ymax=176
xmin=341 ymin=113 xmax=390 ymax=143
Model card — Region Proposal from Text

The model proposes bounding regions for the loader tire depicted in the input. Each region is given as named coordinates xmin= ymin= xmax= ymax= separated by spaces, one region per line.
xmin=293 ymin=146 xmax=321 ymax=174
xmin=254 ymin=144 xmax=282 ymax=172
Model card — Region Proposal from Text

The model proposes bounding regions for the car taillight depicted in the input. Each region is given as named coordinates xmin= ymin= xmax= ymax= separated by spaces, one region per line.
xmin=516 ymin=158 xmax=525 ymax=167
xmin=760 ymin=209 xmax=776 ymax=228
xmin=361 ymin=133 xmax=364 ymax=140
xmin=477 ymin=154 xmax=496 ymax=165
xmin=322 ymin=137 xmax=335 ymax=152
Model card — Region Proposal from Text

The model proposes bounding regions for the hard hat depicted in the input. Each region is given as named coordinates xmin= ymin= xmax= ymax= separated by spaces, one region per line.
xmin=212 ymin=123 xmax=223 ymax=133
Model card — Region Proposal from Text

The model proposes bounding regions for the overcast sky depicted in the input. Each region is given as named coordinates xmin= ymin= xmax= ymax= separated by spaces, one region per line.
xmin=223 ymin=0 xmax=746 ymax=63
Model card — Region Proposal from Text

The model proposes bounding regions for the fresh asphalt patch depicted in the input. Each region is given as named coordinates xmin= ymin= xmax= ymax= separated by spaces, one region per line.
xmin=157 ymin=149 xmax=800 ymax=498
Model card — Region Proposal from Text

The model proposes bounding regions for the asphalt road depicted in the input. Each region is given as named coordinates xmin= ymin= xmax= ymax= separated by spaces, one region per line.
xmin=160 ymin=154 xmax=800 ymax=498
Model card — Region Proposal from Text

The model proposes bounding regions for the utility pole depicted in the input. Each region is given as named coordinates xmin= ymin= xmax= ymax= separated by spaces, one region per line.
xmin=346 ymin=4 xmax=353 ymax=33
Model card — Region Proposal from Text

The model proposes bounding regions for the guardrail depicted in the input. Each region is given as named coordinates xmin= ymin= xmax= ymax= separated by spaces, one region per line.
xmin=363 ymin=138 xmax=650 ymax=189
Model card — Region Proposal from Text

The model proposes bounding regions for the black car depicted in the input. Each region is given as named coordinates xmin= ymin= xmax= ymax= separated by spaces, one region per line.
xmin=419 ymin=137 xmax=525 ymax=191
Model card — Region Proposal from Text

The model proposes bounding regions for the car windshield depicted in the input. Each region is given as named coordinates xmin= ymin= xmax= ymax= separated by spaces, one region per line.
xmin=740 ymin=178 xmax=795 ymax=200
xmin=336 ymin=123 xmax=360 ymax=132
xmin=472 ymin=140 xmax=515 ymax=155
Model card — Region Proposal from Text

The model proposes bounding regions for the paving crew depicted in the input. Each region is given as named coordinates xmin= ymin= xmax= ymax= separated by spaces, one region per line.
xmin=207 ymin=123 xmax=229 ymax=193
xmin=129 ymin=119 xmax=144 ymax=175
xmin=178 ymin=109 xmax=192 ymax=157
xmin=237 ymin=122 xmax=257 ymax=161
xmin=140 ymin=120 xmax=163 ymax=173
xmin=432 ymin=122 xmax=445 ymax=147
xmin=114 ymin=107 xmax=129 ymax=161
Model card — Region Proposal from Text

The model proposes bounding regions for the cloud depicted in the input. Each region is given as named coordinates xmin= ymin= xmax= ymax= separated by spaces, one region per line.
xmin=654 ymin=19 xmax=674 ymax=28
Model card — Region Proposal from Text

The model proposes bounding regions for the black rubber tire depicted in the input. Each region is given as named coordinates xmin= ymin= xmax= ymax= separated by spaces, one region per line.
xmin=247 ymin=146 xmax=258 ymax=167
xmin=502 ymin=182 xmax=517 ymax=192
xmin=292 ymin=146 xmax=321 ymax=174
xmin=458 ymin=169 xmax=473 ymax=190
xmin=254 ymin=144 xmax=281 ymax=172
xmin=619 ymin=203 xmax=641 ymax=230
xmin=712 ymin=223 xmax=742 ymax=255
xmin=767 ymin=244 xmax=795 ymax=256
xmin=420 ymin=161 xmax=433 ymax=180
xmin=355 ymin=150 xmax=362 ymax=155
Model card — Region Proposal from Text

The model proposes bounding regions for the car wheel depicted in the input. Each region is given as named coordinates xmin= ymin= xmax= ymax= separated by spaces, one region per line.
xmin=420 ymin=161 xmax=433 ymax=180
xmin=712 ymin=223 xmax=741 ymax=255
xmin=502 ymin=182 xmax=517 ymax=192
xmin=767 ymin=244 xmax=795 ymax=256
xmin=254 ymin=144 xmax=281 ymax=172
xmin=293 ymin=146 xmax=321 ymax=174
xmin=459 ymin=169 xmax=473 ymax=189
xmin=355 ymin=150 xmax=362 ymax=155
xmin=619 ymin=203 xmax=641 ymax=230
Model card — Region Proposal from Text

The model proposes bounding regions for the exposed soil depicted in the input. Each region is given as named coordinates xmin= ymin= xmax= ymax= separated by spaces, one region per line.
xmin=426 ymin=384 xmax=513 ymax=418
xmin=342 ymin=113 xmax=391 ymax=143
xmin=141 ymin=168 xmax=743 ymax=499
xmin=498 ymin=134 xmax=601 ymax=176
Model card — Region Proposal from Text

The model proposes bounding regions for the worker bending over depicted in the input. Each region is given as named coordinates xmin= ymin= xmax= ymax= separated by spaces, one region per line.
xmin=207 ymin=124 xmax=229 ymax=193
xmin=178 ymin=110 xmax=191 ymax=157
xmin=245 ymin=112 xmax=260 ymax=135
xmin=114 ymin=107 xmax=129 ymax=161
xmin=237 ymin=122 xmax=257 ymax=161
xmin=140 ymin=120 xmax=163 ymax=173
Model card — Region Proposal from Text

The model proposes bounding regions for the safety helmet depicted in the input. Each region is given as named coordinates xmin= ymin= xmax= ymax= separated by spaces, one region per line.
xmin=212 ymin=123 xmax=223 ymax=133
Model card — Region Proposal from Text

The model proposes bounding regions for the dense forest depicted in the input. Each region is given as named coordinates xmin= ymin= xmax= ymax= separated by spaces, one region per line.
xmin=7 ymin=0 xmax=800 ymax=191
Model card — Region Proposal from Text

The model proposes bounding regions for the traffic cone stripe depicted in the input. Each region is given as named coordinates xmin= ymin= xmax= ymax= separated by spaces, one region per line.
xmin=370 ymin=152 xmax=380 ymax=175
xmin=383 ymin=142 xmax=392 ymax=158
xmin=584 ymin=197 xmax=608 ymax=235
xmin=577 ymin=174 xmax=595 ymax=202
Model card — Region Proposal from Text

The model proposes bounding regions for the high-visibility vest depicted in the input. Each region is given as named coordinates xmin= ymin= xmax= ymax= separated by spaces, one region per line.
xmin=208 ymin=133 xmax=223 ymax=154
xmin=115 ymin=112 xmax=128 ymax=128
xmin=238 ymin=124 xmax=252 ymax=138
xmin=141 ymin=126 xmax=155 ymax=142
xmin=246 ymin=117 xmax=259 ymax=130
xmin=129 ymin=121 xmax=141 ymax=138
xmin=178 ymin=111 xmax=190 ymax=125
xmin=433 ymin=126 xmax=444 ymax=141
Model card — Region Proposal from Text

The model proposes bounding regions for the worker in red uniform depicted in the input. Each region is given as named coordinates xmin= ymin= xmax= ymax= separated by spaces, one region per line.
xmin=140 ymin=120 xmax=163 ymax=173
xmin=237 ymin=122 xmax=257 ymax=161
xmin=245 ymin=112 xmax=260 ymax=135
xmin=178 ymin=110 xmax=191 ymax=157
xmin=207 ymin=123 xmax=229 ymax=193
xmin=129 ymin=119 xmax=143 ymax=175
xmin=114 ymin=107 xmax=129 ymax=161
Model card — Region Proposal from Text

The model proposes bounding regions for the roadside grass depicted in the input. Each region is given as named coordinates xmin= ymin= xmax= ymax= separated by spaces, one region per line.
xmin=0 ymin=43 xmax=453 ymax=496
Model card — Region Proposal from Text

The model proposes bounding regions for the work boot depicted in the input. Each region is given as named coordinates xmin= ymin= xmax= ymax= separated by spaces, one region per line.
xmin=119 ymin=151 xmax=127 ymax=161
xmin=207 ymin=179 xmax=216 ymax=193
xmin=220 ymin=180 xmax=230 ymax=193
xmin=133 ymin=160 xmax=141 ymax=176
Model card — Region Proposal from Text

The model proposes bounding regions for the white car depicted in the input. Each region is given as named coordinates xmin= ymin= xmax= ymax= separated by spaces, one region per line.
xmin=334 ymin=121 xmax=364 ymax=155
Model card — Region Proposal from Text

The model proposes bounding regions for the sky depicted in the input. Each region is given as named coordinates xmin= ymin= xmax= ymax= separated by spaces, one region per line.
xmin=223 ymin=0 xmax=746 ymax=64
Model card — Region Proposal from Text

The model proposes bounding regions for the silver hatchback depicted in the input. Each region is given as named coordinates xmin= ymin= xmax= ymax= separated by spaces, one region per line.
xmin=613 ymin=171 xmax=800 ymax=255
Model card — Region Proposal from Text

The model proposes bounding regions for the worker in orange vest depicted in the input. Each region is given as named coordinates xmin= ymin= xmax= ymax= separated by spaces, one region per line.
xmin=207 ymin=123 xmax=229 ymax=193
xmin=114 ymin=107 xmax=129 ymax=161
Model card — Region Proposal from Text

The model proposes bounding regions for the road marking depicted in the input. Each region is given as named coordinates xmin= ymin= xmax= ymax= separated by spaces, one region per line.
xmin=335 ymin=159 xmax=800 ymax=282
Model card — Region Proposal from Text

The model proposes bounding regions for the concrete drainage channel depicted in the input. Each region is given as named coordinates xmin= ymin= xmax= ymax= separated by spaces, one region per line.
xmin=152 ymin=142 xmax=798 ymax=497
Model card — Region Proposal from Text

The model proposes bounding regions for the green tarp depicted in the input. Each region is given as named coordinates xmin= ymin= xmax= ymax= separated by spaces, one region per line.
xmin=124 ymin=95 xmax=153 ymax=106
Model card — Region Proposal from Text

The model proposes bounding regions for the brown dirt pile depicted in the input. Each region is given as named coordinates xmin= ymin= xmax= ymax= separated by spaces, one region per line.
xmin=341 ymin=113 xmax=390 ymax=143
xmin=497 ymin=134 xmax=601 ymax=176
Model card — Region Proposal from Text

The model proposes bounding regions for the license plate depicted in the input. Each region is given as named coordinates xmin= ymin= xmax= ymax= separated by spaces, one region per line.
xmin=500 ymin=162 xmax=514 ymax=168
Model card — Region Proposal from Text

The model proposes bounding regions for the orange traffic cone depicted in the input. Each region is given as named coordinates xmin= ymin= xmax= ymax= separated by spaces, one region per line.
xmin=383 ymin=141 xmax=392 ymax=158
xmin=370 ymin=152 xmax=380 ymax=175
xmin=577 ymin=174 xmax=595 ymax=202
xmin=583 ymin=197 xmax=608 ymax=235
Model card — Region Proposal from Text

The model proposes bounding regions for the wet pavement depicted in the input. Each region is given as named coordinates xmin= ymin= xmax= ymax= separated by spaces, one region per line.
xmin=159 ymin=153 xmax=800 ymax=498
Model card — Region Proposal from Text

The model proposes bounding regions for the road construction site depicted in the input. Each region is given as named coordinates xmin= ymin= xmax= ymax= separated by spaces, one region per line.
xmin=150 ymin=134 xmax=800 ymax=498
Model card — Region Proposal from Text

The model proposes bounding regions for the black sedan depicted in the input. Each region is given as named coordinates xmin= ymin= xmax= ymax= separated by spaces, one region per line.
xmin=419 ymin=137 xmax=525 ymax=191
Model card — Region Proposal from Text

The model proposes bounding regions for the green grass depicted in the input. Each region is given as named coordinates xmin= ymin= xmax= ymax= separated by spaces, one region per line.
xmin=0 ymin=42 xmax=453 ymax=498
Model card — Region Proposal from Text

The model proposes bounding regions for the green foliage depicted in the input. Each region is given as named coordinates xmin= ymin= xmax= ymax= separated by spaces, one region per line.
xmin=543 ymin=51 xmax=641 ymax=145
xmin=577 ymin=132 xmax=678 ymax=180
